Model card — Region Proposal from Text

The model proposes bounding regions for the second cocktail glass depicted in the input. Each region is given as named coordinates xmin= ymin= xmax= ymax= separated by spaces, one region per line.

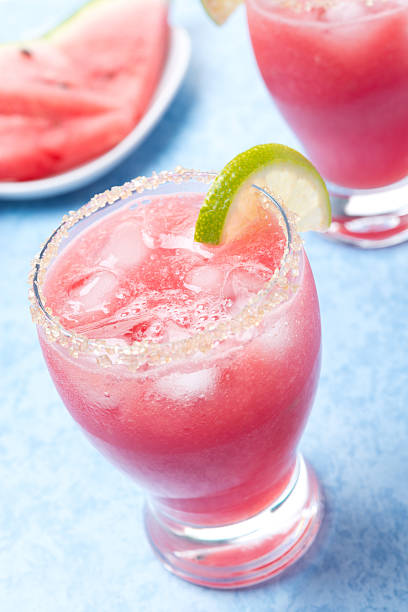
xmin=246 ymin=0 xmax=408 ymax=246
xmin=30 ymin=169 xmax=323 ymax=588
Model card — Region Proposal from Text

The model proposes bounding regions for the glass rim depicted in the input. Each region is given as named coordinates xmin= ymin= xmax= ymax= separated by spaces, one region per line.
xmin=247 ymin=0 xmax=407 ymax=26
xmin=29 ymin=167 xmax=303 ymax=371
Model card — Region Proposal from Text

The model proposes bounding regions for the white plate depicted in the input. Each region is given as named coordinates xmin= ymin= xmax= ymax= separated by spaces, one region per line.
xmin=0 ymin=26 xmax=191 ymax=200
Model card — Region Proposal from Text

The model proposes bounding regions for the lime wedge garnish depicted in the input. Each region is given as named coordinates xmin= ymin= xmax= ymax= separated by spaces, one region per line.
xmin=194 ymin=143 xmax=331 ymax=244
xmin=201 ymin=0 xmax=243 ymax=25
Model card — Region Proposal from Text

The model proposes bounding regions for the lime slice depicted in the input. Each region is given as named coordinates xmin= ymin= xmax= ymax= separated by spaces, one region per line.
xmin=201 ymin=0 xmax=243 ymax=25
xmin=194 ymin=144 xmax=331 ymax=244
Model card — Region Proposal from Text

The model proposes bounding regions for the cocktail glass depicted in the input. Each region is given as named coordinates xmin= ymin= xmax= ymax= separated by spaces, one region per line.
xmin=245 ymin=0 xmax=408 ymax=247
xmin=29 ymin=170 xmax=323 ymax=588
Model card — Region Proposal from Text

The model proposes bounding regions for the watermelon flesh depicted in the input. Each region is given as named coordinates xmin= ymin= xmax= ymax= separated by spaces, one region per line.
xmin=0 ymin=0 xmax=169 ymax=181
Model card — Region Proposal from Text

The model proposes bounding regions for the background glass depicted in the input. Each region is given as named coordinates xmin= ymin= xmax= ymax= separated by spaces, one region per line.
xmin=246 ymin=0 xmax=408 ymax=247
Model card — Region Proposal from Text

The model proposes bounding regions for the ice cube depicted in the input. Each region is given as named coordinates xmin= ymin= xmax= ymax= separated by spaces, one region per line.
xmin=223 ymin=265 xmax=269 ymax=300
xmin=155 ymin=233 xmax=213 ymax=261
xmin=221 ymin=265 xmax=270 ymax=315
xmin=99 ymin=221 xmax=147 ymax=269
xmin=122 ymin=318 xmax=157 ymax=342
xmin=68 ymin=269 xmax=119 ymax=315
xmin=157 ymin=233 xmax=192 ymax=250
xmin=184 ymin=265 xmax=226 ymax=295
xmin=324 ymin=0 xmax=366 ymax=23
xmin=156 ymin=368 xmax=215 ymax=401
xmin=162 ymin=320 xmax=190 ymax=342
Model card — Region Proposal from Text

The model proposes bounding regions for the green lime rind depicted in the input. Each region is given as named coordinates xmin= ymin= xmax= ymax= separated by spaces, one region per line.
xmin=194 ymin=143 xmax=331 ymax=245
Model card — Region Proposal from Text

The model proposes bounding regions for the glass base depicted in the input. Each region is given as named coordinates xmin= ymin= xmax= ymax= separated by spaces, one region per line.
xmin=325 ymin=181 xmax=408 ymax=248
xmin=144 ymin=456 xmax=323 ymax=589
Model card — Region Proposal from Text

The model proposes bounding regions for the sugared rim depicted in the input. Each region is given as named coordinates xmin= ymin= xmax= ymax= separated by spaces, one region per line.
xmin=28 ymin=168 xmax=303 ymax=371
xmin=248 ymin=0 xmax=407 ymax=25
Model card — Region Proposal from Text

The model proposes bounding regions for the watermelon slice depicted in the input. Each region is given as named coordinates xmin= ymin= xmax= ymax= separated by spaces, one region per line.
xmin=0 ymin=0 xmax=169 ymax=181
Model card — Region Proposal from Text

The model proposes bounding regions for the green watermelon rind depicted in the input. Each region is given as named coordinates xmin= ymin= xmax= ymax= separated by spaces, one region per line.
xmin=0 ymin=0 xmax=151 ymax=47
xmin=44 ymin=0 xmax=138 ymax=42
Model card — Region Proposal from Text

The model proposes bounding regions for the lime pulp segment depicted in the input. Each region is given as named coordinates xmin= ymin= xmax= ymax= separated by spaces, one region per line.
xmin=194 ymin=144 xmax=331 ymax=245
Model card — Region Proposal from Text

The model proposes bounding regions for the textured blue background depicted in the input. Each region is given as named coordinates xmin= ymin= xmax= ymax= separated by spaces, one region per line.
xmin=1 ymin=1 xmax=408 ymax=610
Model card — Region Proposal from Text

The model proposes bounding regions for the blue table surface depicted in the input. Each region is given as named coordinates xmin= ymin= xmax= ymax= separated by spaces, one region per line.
xmin=1 ymin=1 xmax=408 ymax=610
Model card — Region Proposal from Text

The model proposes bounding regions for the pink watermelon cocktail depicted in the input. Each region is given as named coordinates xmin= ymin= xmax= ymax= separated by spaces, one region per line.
xmin=30 ymin=170 xmax=322 ymax=586
xmin=246 ymin=0 xmax=408 ymax=190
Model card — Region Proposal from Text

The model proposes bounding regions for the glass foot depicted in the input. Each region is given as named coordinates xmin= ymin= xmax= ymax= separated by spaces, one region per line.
xmin=144 ymin=456 xmax=323 ymax=589
xmin=325 ymin=182 xmax=408 ymax=248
